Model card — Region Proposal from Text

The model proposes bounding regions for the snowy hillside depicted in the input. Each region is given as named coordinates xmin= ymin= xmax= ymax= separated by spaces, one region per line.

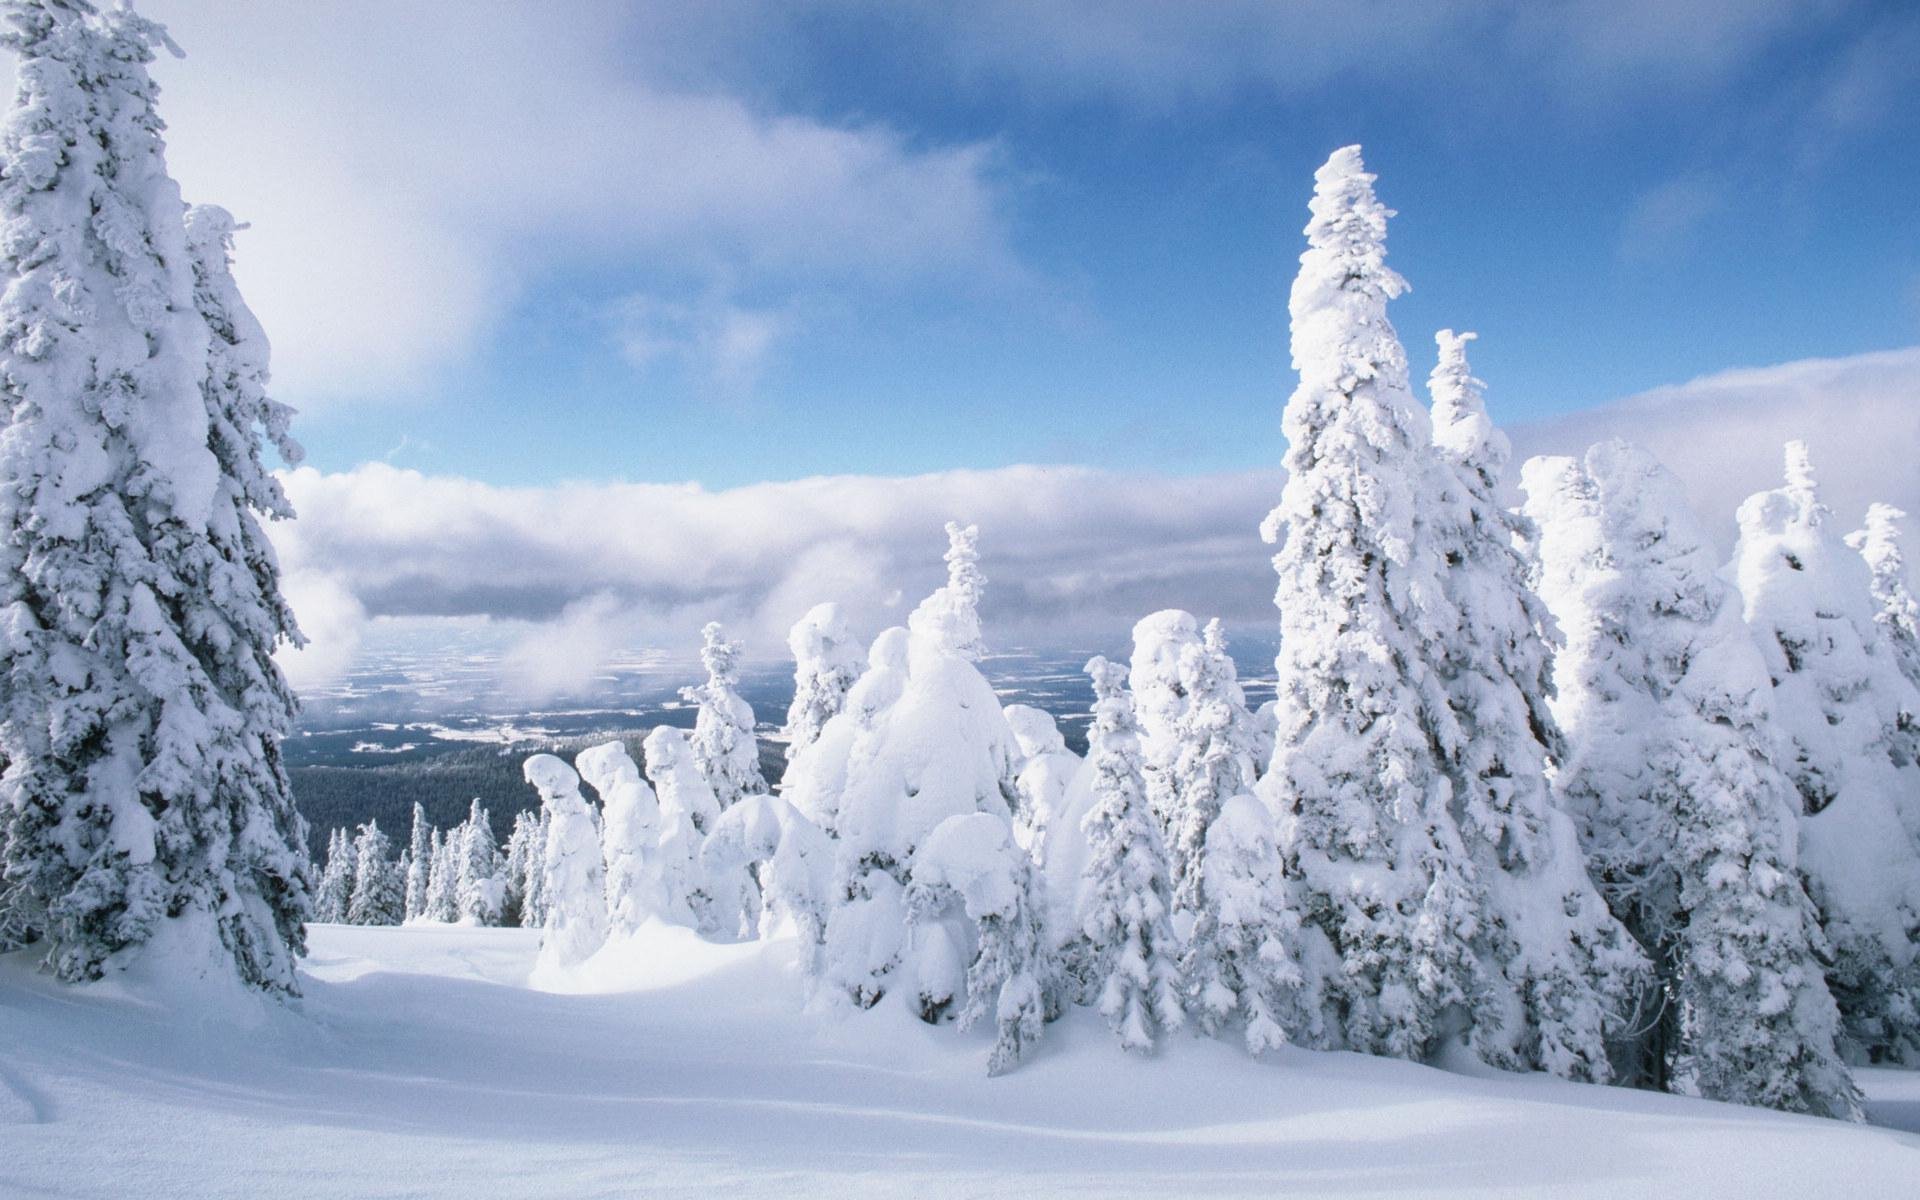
xmin=3 ymin=923 xmax=1916 ymax=1199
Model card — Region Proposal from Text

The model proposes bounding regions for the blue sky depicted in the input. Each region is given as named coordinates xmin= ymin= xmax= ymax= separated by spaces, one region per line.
xmin=129 ymin=1 xmax=1919 ymax=493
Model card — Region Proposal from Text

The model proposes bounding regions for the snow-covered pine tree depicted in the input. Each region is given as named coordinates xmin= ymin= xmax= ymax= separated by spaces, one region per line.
xmin=577 ymin=740 xmax=661 ymax=938
xmin=907 ymin=812 xmax=1048 ymax=1075
xmin=1127 ymin=609 xmax=1203 ymax=833
xmin=782 ymin=602 xmax=862 ymax=764
xmin=1165 ymin=619 xmax=1259 ymax=917
xmin=345 ymin=820 xmax=402 ymax=926
xmin=1524 ymin=440 xmax=1861 ymax=1118
xmin=1074 ymin=655 xmax=1183 ymax=1053
xmin=1184 ymin=793 xmax=1320 ymax=1054
xmin=643 ymin=726 xmax=721 ymax=835
xmin=1848 ymin=503 xmax=1920 ymax=693
xmin=1169 ymin=622 xmax=1318 ymax=1049
xmin=500 ymin=809 xmax=540 ymax=927
xmin=524 ymin=754 xmax=607 ymax=969
xmin=681 ymin=622 xmax=766 ymax=811
xmin=644 ymin=724 xmax=742 ymax=936
xmin=423 ymin=827 xmax=457 ymax=923
xmin=0 ymin=0 xmax=312 ymax=993
xmin=403 ymin=803 xmax=431 ymax=921
xmin=519 ymin=810 xmax=551 ymax=930
xmin=1423 ymin=329 xmax=1644 ymax=1080
xmin=314 ymin=828 xmax=354 ymax=924
xmin=1254 ymin=145 xmax=1477 ymax=1060
xmin=1727 ymin=442 xmax=1920 ymax=1063
xmin=1001 ymin=704 xmax=1080 ymax=854
xmin=701 ymin=793 xmax=833 ymax=953
xmin=805 ymin=522 xmax=1020 ymax=1014
xmin=454 ymin=800 xmax=503 ymax=926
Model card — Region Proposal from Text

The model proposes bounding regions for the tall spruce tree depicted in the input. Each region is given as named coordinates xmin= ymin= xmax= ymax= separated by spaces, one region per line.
xmin=345 ymin=820 xmax=401 ymax=927
xmin=1073 ymin=656 xmax=1182 ymax=1053
xmin=1727 ymin=443 xmax=1920 ymax=1063
xmin=1847 ymin=503 xmax=1920 ymax=694
xmin=403 ymin=802 xmax=431 ymax=921
xmin=454 ymin=799 xmax=503 ymax=925
xmin=681 ymin=622 xmax=766 ymax=811
xmin=0 ymin=0 xmax=311 ymax=992
xmin=782 ymin=602 xmax=862 ymax=764
xmin=1524 ymin=440 xmax=1860 ymax=1118
xmin=1423 ymin=329 xmax=1644 ymax=1080
xmin=1253 ymin=146 xmax=1479 ymax=1059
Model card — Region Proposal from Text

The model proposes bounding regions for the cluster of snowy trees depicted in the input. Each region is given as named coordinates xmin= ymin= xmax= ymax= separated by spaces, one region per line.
xmin=0 ymin=0 xmax=313 ymax=994
xmin=0 ymin=0 xmax=1910 ymax=1130
xmin=312 ymin=800 xmax=539 ymax=928
xmin=509 ymin=149 xmax=1920 ymax=1125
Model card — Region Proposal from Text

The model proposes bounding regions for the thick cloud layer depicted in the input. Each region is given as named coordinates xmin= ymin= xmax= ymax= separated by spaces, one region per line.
xmin=272 ymin=346 xmax=1920 ymax=693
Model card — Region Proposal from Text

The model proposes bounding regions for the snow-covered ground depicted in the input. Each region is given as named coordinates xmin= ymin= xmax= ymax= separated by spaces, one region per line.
xmin=4 ymin=923 xmax=1917 ymax=1199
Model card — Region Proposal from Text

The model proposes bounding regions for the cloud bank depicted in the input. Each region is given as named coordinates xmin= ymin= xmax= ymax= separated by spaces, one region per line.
xmin=3 ymin=2 xmax=1023 ymax=407
xmin=270 ymin=346 xmax=1920 ymax=692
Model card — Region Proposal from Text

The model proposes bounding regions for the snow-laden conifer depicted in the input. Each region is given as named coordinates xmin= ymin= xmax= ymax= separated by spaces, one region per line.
xmin=403 ymin=803 xmax=431 ymax=921
xmin=681 ymin=622 xmax=766 ymax=811
xmin=1424 ymin=330 xmax=1644 ymax=1079
xmin=0 ymin=0 xmax=311 ymax=992
xmin=1184 ymin=794 xmax=1321 ymax=1054
xmin=577 ymin=740 xmax=661 ymax=938
xmin=1165 ymin=620 xmax=1259 ymax=916
xmin=702 ymin=794 xmax=833 ymax=959
xmin=1524 ymin=440 xmax=1861 ymax=1118
xmin=1073 ymin=656 xmax=1182 ymax=1053
xmin=783 ymin=602 xmax=862 ymax=763
xmin=501 ymin=809 xmax=540 ymax=927
xmin=1847 ymin=503 xmax=1920 ymax=694
xmin=908 ymin=812 xmax=1048 ymax=1075
xmin=518 ymin=811 xmax=551 ymax=930
xmin=454 ymin=800 xmax=503 ymax=926
xmin=346 ymin=821 xmax=402 ymax=926
xmin=1128 ymin=609 xmax=1203 ymax=832
xmin=1727 ymin=442 xmax=1920 ymax=1062
xmin=423 ymin=828 xmax=457 ymax=924
xmin=1002 ymin=704 xmax=1080 ymax=854
xmin=314 ymin=828 xmax=354 ymax=924
xmin=796 ymin=523 xmax=1020 ymax=1013
xmin=525 ymin=754 xmax=607 ymax=969
xmin=1253 ymin=146 xmax=1477 ymax=1059
xmin=644 ymin=724 xmax=745 ymax=936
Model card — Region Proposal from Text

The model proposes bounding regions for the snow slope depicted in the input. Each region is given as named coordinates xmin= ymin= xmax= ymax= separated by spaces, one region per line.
xmin=3 ymin=924 xmax=1917 ymax=1198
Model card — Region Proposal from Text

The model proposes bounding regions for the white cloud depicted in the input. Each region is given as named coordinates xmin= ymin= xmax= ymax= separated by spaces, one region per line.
xmin=268 ymin=461 xmax=1284 ymax=690
xmin=268 ymin=345 xmax=1920 ymax=692
xmin=275 ymin=569 xmax=367 ymax=692
xmin=0 ymin=2 xmax=1023 ymax=406
xmin=612 ymin=293 xmax=796 ymax=399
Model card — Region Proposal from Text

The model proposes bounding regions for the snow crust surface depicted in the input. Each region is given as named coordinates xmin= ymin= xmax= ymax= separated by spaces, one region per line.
xmin=3 ymin=923 xmax=1916 ymax=1198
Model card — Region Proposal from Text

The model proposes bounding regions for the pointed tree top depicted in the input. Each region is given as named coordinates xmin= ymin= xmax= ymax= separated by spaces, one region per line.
xmin=909 ymin=521 xmax=987 ymax=659
xmin=1429 ymin=327 xmax=1509 ymax=472
xmin=1202 ymin=616 xmax=1227 ymax=657
xmin=1086 ymin=655 xmax=1128 ymax=702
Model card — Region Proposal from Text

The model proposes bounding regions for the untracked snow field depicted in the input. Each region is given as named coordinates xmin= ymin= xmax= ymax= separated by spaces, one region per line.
xmin=4 ymin=923 xmax=1918 ymax=1199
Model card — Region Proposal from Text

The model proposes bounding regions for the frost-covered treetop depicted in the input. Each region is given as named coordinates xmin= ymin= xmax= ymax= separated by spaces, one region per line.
xmin=523 ymin=753 xmax=583 ymax=800
xmin=1849 ymin=503 xmax=1920 ymax=688
xmin=907 ymin=520 xmax=986 ymax=661
xmin=1429 ymin=328 xmax=1508 ymax=476
xmin=697 ymin=621 xmax=742 ymax=689
xmin=1087 ymin=654 xmax=1128 ymax=706
xmin=1285 ymin=144 xmax=1409 ymax=396
xmin=1004 ymin=704 xmax=1067 ymax=760
xmin=787 ymin=602 xmax=855 ymax=668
